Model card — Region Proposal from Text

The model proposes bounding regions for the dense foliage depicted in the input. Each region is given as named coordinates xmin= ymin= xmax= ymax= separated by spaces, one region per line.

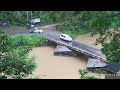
xmin=0 ymin=30 xmax=48 ymax=79
xmin=0 ymin=31 xmax=11 ymax=53
xmin=0 ymin=11 xmax=27 ymax=26
xmin=0 ymin=51 xmax=36 ymax=79
xmin=79 ymin=69 xmax=98 ymax=79
xmin=102 ymin=29 xmax=120 ymax=63
xmin=10 ymin=34 xmax=48 ymax=47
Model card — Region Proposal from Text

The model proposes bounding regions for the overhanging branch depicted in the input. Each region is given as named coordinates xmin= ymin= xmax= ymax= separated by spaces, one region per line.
xmin=106 ymin=12 xmax=120 ymax=19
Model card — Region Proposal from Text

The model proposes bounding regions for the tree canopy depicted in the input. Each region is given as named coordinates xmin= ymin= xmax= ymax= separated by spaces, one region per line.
xmin=0 ymin=30 xmax=36 ymax=79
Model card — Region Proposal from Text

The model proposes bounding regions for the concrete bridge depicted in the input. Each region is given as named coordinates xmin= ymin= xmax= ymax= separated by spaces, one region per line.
xmin=41 ymin=30 xmax=107 ymax=63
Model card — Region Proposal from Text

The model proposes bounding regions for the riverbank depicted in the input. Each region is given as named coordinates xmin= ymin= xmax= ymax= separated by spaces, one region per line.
xmin=29 ymin=33 xmax=104 ymax=79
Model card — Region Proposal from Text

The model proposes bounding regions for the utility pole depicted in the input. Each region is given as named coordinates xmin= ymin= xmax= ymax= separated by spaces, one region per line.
xmin=31 ymin=11 xmax=32 ymax=19
xmin=26 ymin=11 xmax=29 ymax=20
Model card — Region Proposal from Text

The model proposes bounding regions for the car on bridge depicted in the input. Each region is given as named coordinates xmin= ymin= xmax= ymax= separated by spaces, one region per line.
xmin=60 ymin=34 xmax=72 ymax=42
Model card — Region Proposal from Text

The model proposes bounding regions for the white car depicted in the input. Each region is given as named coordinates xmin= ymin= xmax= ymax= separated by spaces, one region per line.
xmin=60 ymin=34 xmax=72 ymax=42
xmin=33 ymin=28 xmax=43 ymax=33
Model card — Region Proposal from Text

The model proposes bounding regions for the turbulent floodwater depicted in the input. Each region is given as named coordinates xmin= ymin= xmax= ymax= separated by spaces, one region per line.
xmin=29 ymin=47 xmax=87 ymax=79
xmin=29 ymin=33 xmax=103 ymax=79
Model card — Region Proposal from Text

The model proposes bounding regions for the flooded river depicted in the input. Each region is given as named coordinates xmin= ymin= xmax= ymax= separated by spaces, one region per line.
xmin=76 ymin=33 xmax=102 ymax=49
xmin=29 ymin=33 xmax=103 ymax=79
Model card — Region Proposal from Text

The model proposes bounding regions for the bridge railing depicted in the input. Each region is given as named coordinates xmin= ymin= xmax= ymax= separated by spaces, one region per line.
xmin=47 ymin=37 xmax=107 ymax=63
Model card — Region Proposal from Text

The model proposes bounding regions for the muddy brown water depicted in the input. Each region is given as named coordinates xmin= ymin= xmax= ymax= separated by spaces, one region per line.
xmin=29 ymin=33 xmax=104 ymax=79
xmin=76 ymin=33 xmax=102 ymax=49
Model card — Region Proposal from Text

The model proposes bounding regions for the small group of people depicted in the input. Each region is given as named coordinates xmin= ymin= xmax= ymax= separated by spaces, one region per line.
xmin=28 ymin=18 xmax=41 ymax=33
xmin=29 ymin=20 xmax=35 ymax=33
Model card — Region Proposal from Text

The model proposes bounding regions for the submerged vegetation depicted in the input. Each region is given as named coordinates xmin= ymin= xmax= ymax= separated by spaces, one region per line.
xmin=89 ymin=68 xmax=106 ymax=74
xmin=79 ymin=69 xmax=98 ymax=79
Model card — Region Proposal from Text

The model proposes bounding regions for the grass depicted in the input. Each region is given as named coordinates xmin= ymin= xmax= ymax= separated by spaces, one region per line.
xmin=89 ymin=68 xmax=107 ymax=74
xmin=56 ymin=25 xmax=90 ymax=39
xmin=79 ymin=69 xmax=105 ymax=79
xmin=63 ymin=29 xmax=89 ymax=39
xmin=10 ymin=34 xmax=48 ymax=57
xmin=81 ymin=76 xmax=98 ymax=79
xmin=10 ymin=34 xmax=48 ymax=48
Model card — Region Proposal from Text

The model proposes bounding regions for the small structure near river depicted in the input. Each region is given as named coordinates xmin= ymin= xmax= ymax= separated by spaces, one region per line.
xmin=87 ymin=58 xmax=108 ymax=69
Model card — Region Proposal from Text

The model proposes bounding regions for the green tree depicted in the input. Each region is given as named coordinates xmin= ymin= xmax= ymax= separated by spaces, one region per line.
xmin=0 ymin=11 xmax=27 ymax=26
xmin=0 ymin=30 xmax=36 ymax=79
xmin=102 ymin=29 xmax=120 ymax=63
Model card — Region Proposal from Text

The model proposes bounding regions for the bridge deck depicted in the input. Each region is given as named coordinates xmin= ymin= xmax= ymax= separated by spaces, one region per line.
xmin=41 ymin=30 xmax=107 ymax=62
